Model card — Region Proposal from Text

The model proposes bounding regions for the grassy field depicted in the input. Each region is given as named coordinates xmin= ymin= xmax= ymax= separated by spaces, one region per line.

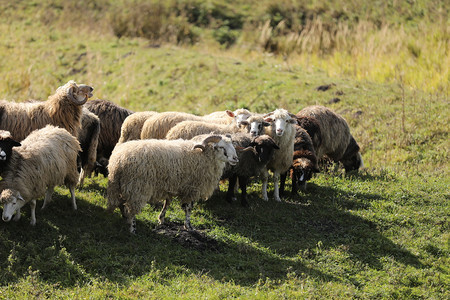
xmin=0 ymin=1 xmax=448 ymax=299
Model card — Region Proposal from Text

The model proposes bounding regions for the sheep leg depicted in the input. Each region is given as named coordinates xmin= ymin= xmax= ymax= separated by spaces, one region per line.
xmin=238 ymin=176 xmax=249 ymax=207
xmin=226 ymin=175 xmax=238 ymax=203
xmin=182 ymin=202 xmax=194 ymax=231
xmin=30 ymin=200 xmax=36 ymax=226
xmin=279 ymin=171 xmax=287 ymax=197
xmin=291 ymin=171 xmax=298 ymax=195
xmin=158 ymin=199 xmax=171 ymax=225
xmin=127 ymin=215 xmax=137 ymax=234
xmin=78 ymin=168 xmax=86 ymax=187
xmin=42 ymin=188 xmax=53 ymax=210
xmin=273 ymin=172 xmax=281 ymax=202
xmin=261 ymin=169 xmax=269 ymax=201
xmin=69 ymin=186 xmax=77 ymax=210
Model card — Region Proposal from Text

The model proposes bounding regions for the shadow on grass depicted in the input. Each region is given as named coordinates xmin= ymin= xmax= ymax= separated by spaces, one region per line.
xmin=0 ymin=173 xmax=422 ymax=288
xmin=0 ymin=189 xmax=336 ymax=288
xmin=204 ymin=180 xmax=423 ymax=272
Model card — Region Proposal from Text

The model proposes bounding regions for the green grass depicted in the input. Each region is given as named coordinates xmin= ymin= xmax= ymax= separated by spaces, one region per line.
xmin=0 ymin=0 xmax=449 ymax=298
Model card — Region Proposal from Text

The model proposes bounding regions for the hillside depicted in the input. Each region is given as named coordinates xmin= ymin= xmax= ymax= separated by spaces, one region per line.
xmin=0 ymin=1 xmax=448 ymax=299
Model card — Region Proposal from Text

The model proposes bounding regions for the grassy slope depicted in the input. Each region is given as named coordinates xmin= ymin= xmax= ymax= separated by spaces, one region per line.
xmin=0 ymin=1 xmax=448 ymax=299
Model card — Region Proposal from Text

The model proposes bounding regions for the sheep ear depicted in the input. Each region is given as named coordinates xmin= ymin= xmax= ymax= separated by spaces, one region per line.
xmin=240 ymin=120 xmax=249 ymax=126
xmin=236 ymin=146 xmax=256 ymax=154
xmin=263 ymin=112 xmax=274 ymax=118
xmin=226 ymin=110 xmax=235 ymax=117
xmin=12 ymin=141 xmax=21 ymax=147
xmin=263 ymin=122 xmax=271 ymax=127
xmin=264 ymin=117 xmax=274 ymax=123
xmin=288 ymin=118 xmax=297 ymax=124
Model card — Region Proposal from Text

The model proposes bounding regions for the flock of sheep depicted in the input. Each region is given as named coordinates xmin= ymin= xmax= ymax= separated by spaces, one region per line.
xmin=0 ymin=80 xmax=363 ymax=234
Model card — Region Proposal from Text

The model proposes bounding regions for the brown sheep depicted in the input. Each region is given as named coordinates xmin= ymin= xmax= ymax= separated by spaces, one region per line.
xmin=0 ymin=80 xmax=93 ymax=141
xmin=296 ymin=105 xmax=363 ymax=172
xmin=279 ymin=124 xmax=319 ymax=195
xmin=84 ymin=99 xmax=133 ymax=176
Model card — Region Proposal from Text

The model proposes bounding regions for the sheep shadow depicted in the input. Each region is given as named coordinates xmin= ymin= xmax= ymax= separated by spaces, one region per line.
xmin=203 ymin=179 xmax=423 ymax=271
xmin=0 ymin=190 xmax=336 ymax=288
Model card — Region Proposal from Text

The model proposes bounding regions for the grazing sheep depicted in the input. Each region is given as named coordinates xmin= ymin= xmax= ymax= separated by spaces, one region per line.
xmin=279 ymin=124 xmax=319 ymax=195
xmin=77 ymin=108 xmax=100 ymax=186
xmin=0 ymin=125 xmax=81 ymax=226
xmin=0 ymin=130 xmax=21 ymax=176
xmin=296 ymin=105 xmax=363 ymax=172
xmin=261 ymin=109 xmax=297 ymax=202
xmin=107 ymin=135 xmax=238 ymax=233
xmin=166 ymin=120 xmax=247 ymax=140
xmin=141 ymin=110 xmax=251 ymax=140
xmin=118 ymin=111 xmax=158 ymax=144
xmin=0 ymin=80 xmax=93 ymax=141
xmin=221 ymin=133 xmax=279 ymax=206
xmin=84 ymin=99 xmax=134 ymax=176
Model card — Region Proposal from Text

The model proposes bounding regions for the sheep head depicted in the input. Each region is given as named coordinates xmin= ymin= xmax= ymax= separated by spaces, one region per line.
xmin=58 ymin=80 xmax=94 ymax=105
xmin=291 ymin=156 xmax=320 ymax=191
xmin=241 ymin=115 xmax=271 ymax=137
xmin=1 ymin=189 xmax=25 ymax=222
xmin=249 ymin=135 xmax=279 ymax=163
xmin=0 ymin=131 xmax=21 ymax=162
xmin=226 ymin=108 xmax=252 ymax=127
xmin=264 ymin=109 xmax=297 ymax=136
xmin=193 ymin=135 xmax=239 ymax=165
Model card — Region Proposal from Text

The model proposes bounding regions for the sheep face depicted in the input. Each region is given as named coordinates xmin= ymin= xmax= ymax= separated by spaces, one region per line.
xmin=226 ymin=109 xmax=251 ymax=127
xmin=58 ymin=80 xmax=94 ymax=105
xmin=250 ymin=135 xmax=279 ymax=163
xmin=248 ymin=120 xmax=271 ymax=137
xmin=215 ymin=139 xmax=239 ymax=165
xmin=342 ymin=152 xmax=364 ymax=172
xmin=291 ymin=158 xmax=319 ymax=191
xmin=265 ymin=115 xmax=296 ymax=136
xmin=1 ymin=189 xmax=25 ymax=222
xmin=0 ymin=134 xmax=21 ymax=162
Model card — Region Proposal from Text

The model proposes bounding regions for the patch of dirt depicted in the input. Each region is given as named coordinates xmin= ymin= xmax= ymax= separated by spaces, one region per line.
xmin=154 ymin=222 xmax=221 ymax=252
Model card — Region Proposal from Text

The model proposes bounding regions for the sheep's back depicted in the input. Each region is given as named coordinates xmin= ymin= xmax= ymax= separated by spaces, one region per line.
xmin=297 ymin=105 xmax=351 ymax=161
xmin=4 ymin=126 xmax=80 ymax=200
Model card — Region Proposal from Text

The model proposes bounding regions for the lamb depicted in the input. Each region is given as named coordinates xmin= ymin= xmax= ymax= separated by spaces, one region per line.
xmin=106 ymin=134 xmax=239 ymax=233
xmin=0 ymin=80 xmax=93 ymax=141
xmin=279 ymin=124 xmax=319 ymax=195
xmin=165 ymin=120 xmax=247 ymax=140
xmin=77 ymin=108 xmax=100 ymax=186
xmin=140 ymin=110 xmax=251 ymax=140
xmin=296 ymin=105 xmax=363 ymax=172
xmin=220 ymin=133 xmax=279 ymax=206
xmin=84 ymin=99 xmax=134 ymax=176
xmin=117 ymin=111 xmax=158 ymax=144
xmin=1 ymin=125 xmax=81 ymax=226
xmin=0 ymin=130 xmax=21 ymax=176
xmin=261 ymin=109 xmax=297 ymax=202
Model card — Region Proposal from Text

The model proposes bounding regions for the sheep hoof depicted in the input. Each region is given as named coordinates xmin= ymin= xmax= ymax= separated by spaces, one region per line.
xmin=30 ymin=220 xmax=36 ymax=226
xmin=274 ymin=197 xmax=282 ymax=202
xmin=262 ymin=195 xmax=269 ymax=201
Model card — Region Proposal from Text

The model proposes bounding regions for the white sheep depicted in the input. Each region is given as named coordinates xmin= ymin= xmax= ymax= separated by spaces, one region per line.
xmin=261 ymin=109 xmax=297 ymax=202
xmin=0 ymin=80 xmax=93 ymax=141
xmin=240 ymin=114 xmax=271 ymax=137
xmin=203 ymin=108 xmax=252 ymax=127
xmin=165 ymin=120 xmax=247 ymax=140
xmin=140 ymin=110 xmax=251 ymax=140
xmin=1 ymin=125 xmax=81 ymax=226
xmin=106 ymin=135 xmax=238 ymax=233
xmin=118 ymin=111 xmax=158 ymax=144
